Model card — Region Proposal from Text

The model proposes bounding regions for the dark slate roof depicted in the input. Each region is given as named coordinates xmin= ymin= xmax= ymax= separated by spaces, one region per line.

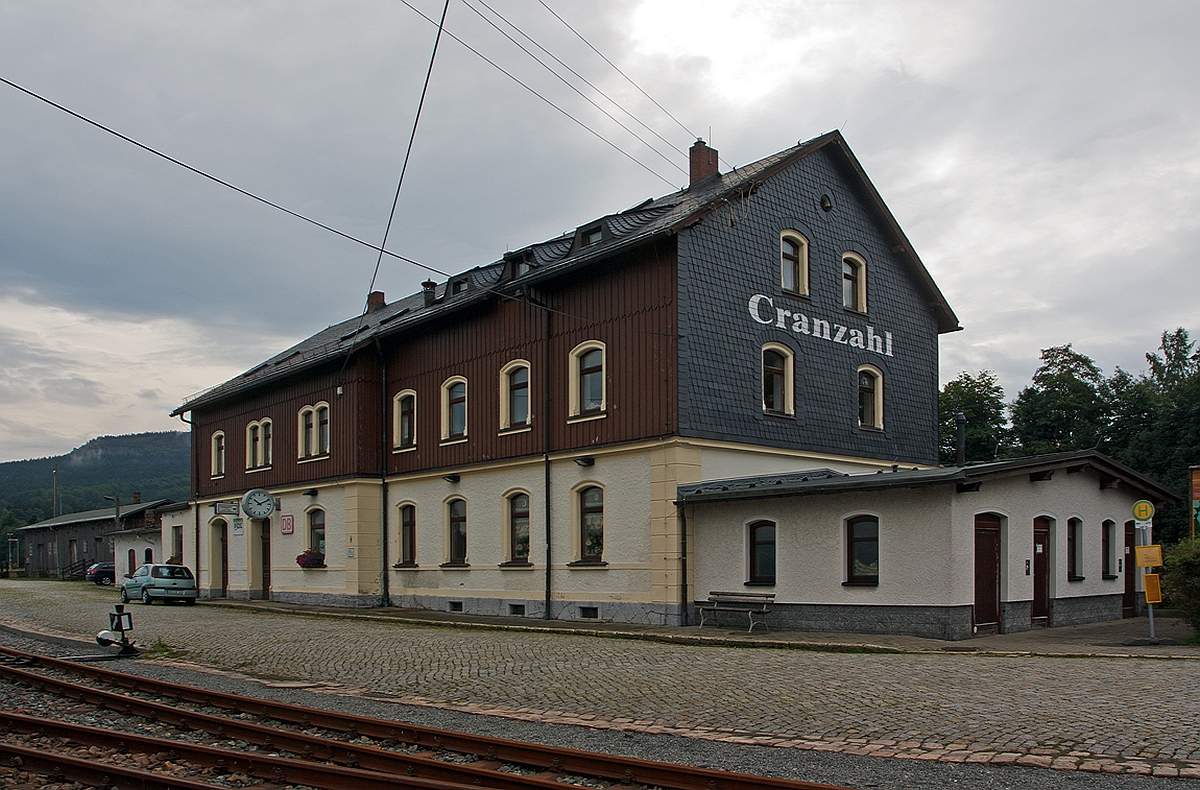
xmin=18 ymin=500 xmax=174 ymax=532
xmin=675 ymin=451 xmax=1178 ymax=505
xmin=174 ymin=131 xmax=959 ymax=415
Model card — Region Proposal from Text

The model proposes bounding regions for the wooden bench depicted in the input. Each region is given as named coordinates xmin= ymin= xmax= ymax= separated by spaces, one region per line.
xmin=696 ymin=591 xmax=774 ymax=633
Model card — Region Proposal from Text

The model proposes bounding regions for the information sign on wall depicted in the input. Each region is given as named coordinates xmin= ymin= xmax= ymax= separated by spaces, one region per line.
xmin=280 ymin=515 xmax=294 ymax=535
xmin=232 ymin=518 xmax=244 ymax=536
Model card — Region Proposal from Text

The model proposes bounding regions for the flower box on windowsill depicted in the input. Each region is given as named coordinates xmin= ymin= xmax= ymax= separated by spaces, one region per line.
xmin=296 ymin=550 xmax=326 ymax=569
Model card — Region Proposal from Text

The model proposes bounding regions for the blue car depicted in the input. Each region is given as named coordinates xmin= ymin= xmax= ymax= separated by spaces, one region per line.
xmin=85 ymin=562 xmax=115 ymax=585
xmin=120 ymin=564 xmax=197 ymax=605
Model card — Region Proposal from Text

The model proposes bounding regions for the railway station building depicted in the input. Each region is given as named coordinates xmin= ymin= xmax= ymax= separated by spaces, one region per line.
xmin=170 ymin=132 xmax=1173 ymax=637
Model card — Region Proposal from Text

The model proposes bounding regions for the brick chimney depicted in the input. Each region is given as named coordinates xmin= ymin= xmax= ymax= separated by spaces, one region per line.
xmin=689 ymin=139 xmax=719 ymax=185
xmin=422 ymin=280 xmax=437 ymax=307
xmin=367 ymin=291 xmax=386 ymax=312
xmin=132 ymin=492 xmax=141 ymax=505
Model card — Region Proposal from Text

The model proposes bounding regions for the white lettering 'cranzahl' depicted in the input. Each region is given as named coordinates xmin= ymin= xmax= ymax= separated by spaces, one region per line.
xmin=746 ymin=294 xmax=894 ymax=357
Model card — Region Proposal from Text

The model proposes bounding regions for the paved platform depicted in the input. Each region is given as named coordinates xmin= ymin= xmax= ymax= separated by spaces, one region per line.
xmin=2 ymin=578 xmax=1197 ymax=779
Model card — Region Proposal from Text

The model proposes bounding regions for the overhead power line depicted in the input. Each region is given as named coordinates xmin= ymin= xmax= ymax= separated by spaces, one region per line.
xmin=394 ymin=0 xmax=678 ymax=188
xmin=536 ymin=0 xmax=734 ymax=171
xmin=0 ymin=74 xmax=451 ymax=279
xmin=460 ymin=0 xmax=687 ymax=176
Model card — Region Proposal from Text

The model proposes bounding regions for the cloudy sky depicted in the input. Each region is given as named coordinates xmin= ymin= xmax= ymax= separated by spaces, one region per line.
xmin=1 ymin=1 xmax=1198 ymax=462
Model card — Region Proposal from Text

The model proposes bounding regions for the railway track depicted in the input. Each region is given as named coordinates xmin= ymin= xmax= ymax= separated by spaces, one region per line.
xmin=0 ymin=644 xmax=852 ymax=790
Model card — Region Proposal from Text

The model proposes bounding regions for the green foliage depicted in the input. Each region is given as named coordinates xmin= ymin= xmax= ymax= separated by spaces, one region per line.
xmin=1162 ymin=539 xmax=1200 ymax=633
xmin=1010 ymin=344 xmax=1109 ymax=455
xmin=938 ymin=370 xmax=1009 ymax=464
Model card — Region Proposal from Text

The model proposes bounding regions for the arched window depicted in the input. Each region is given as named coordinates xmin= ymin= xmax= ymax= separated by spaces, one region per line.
xmin=842 ymin=253 xmax=867 ymax=312
xmin=499 ymin=361 xmax=531 ymax=431
xmin=508 ymin=492 xmax=530 ymax=562
xmin=308 ymin=510 xmax=326 ymax=555
xmin=579 ymin=486 xmax=604 ymax=562
xmin=398 ymin=504 xmax=416 ymax=566
xmin=857 ymin=365 xmax=883 ymax=429
xmin=762 ymin=343 xmax=794 ymax=415
xmin=846 ymin=515 xmax=879 ymax=585
xmin=298 ymin=403 xmax=330 ymax=458
xmin=442 ymin=378 xmax=468 ymax=441
xmin=393 ymin=391 xmax=416 ymax=449
xmin=1068 ymin=517 xmax=1084 ymax=580
xmin=569 ymin=342 xmax=606 ymax=419
xmin=1102 ymin=519 xmax=1116 ymax=578
xmin=144 ymin=547 xmax=153 ymax=564
xmin=246 ymin=418 xmax=273 ymax=469
xmin=780 ymin=232 xmax=809 ymax=296
xmin=748 ymin=520 xmax=776 ymax=585
xmin=446 ymin=498 xmax=468 ymax=565
xmin=211 ymin=431 xmax=225 ymax=477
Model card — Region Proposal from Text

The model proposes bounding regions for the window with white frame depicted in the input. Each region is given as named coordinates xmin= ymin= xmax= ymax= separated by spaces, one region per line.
xmin=762 ymin=343 xmax=794 ymax=415
xmin=308 ymin=509 xmax=326 ymax=556
xmin=579 ymin=486 xmax=604 ymax=562
xmin=398 ymin=503 xmax=416 ymax=566
xmin=842 ymin=253 xmax=867 ymax=312
xmin=857 ymin=365 xmax=883 ymax=430
xmin=846 ymin=515 xmax=879 ymax=585
xmin=780 ymin=232 xmax=809 ymax=296
xmin=569 ymin=341 xmax=605 ymax=419
xmin=748 ymin=520 xmax=776 ymax=585
xmin=499 ymin=361 xmax=531 ymax=431
xmin=246 ymin=418 xmax=273 ymax=469
xmin=507 ymin=491 xmax=531 ymax=563
xmin=211 ymin=431 xmax=225 ymax=477
xmin=441 ymin=377 xmax=468 ymax=441
xmin=393 ymin=390 xmax=416 ymax=450
xmin=446 ymin=498 xmax=468 ymax=565
xmin=298 ymin=403 xmax=330 ymax=458
xmin=1102 ymin=519 xmax=1116 ymax=578
xmin=1068 ymin=517 xmax=1084 ymax=580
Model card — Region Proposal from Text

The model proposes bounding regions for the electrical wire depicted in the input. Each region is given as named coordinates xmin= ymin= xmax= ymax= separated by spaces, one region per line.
xmin=394 ymin=0 xmax=678 ymax=188
xmin=536 ymin=0 xmax=734 ymax=170
xmin=365 ymin=0 xmax=451 ymax=306
xmin=459 ymin=0 xmax=687 ymax=176
xmin=0 ymin=74 xmax=451 ymax=279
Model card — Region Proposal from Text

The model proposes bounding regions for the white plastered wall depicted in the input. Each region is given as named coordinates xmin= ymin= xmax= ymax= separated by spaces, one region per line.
xmin=950 ymin=470 xmax=1140 ymax=606
xmin=385 ymin=449 xmax=654 ymax=606
xmin=690 ymin=486 xmax=961 ymax=606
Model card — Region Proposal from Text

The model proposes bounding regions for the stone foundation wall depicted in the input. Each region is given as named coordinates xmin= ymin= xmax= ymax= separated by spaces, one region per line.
xmin=1050 ymin=593 xmax=1122 ymax=627
xmin=388 ymin=594 xmax=683 ymax=626
xmin=1001 ymin=600 xmax=1032 ymax=634
xmin=690 ymin=601 xmax=975 ymax=641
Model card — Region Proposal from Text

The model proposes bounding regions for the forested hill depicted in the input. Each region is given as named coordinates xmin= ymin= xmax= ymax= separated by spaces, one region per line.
xmin=0 ymin=431 xmax=190 ymax=527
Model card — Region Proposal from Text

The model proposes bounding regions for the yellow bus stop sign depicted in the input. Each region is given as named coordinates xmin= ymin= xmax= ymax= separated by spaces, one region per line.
xmin=1136 ymin=545 xmax=1163 ymax=568
xmin=1144 ymin=573 xmax=1163 ymax=605
xmin=1132 ymin=500 xmax=1155 ymax=521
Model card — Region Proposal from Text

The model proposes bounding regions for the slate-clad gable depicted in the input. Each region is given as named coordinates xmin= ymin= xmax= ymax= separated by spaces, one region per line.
xmin=676 ymin=146 xmax=940 ymax=465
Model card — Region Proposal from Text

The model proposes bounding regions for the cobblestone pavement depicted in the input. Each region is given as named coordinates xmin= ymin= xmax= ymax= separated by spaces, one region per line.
xmin=2 ymin=579 xmax=1198 ymax=779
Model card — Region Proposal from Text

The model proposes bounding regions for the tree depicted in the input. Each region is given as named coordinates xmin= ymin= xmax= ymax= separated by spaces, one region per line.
xmin=1146 ymin=328 xmax=1200 ymax=394
xmin=1162 ymin=540 xmax=1200 ymax=634
xmin=1010 ymin=344 xmax=1108 ymax=455
xmin=938 ymin=370 xmax=1008 ymax=464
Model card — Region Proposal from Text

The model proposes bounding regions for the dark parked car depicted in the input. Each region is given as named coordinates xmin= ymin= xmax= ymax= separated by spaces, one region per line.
xmin=120 ymin=564 xmax=197 ymax=605
xmin=85 ymin=562 xmax=115 ymax=585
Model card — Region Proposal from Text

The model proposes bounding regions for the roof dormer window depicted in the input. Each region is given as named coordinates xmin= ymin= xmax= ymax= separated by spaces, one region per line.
xmin=582 ymin=226 xmax=603 ymax=247
xmin=450 ymin=278 xmax=469 ymax=296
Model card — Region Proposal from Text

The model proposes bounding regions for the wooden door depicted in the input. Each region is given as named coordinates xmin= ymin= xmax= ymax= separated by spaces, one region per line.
xmin=1032 ymin=517 xmax=1050 ymax=627
xmin=260 ymin=518 xmax=272 ymax=601
xmin=1123 ymin=521 xmax=1136 ymax=617
xmin=214 ymin=521 xmax=228 ymax=598
xmin=974 ymin=514 xmax=1002 ymax=635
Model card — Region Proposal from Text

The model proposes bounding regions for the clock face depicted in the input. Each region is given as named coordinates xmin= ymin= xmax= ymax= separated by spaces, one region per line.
xmin=241 ymin=489 xmax=274 ymax=519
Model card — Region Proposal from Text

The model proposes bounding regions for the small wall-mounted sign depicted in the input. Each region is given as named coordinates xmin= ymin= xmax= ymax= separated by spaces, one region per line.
xmin=214 ymin=502 xmax=239 ymax=515
xmin=280 ymin=515 xmax=294 ymax=535
xmin=232 ymin=518 xmax=244 ymax=536
xmin=347 ymin=547 xmax=355 ymax=558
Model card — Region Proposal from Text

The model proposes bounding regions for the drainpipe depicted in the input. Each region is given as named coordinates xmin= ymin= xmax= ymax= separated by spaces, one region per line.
xmin=536 ymin=289 xmax=553 ymax=620
xmin=677 ymin=501 xmax=689 ymax=626
xmin=178 ymin=412 xmax=200 ymax=587
xmin=376 ymin=338 xmax=390 ymax=608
